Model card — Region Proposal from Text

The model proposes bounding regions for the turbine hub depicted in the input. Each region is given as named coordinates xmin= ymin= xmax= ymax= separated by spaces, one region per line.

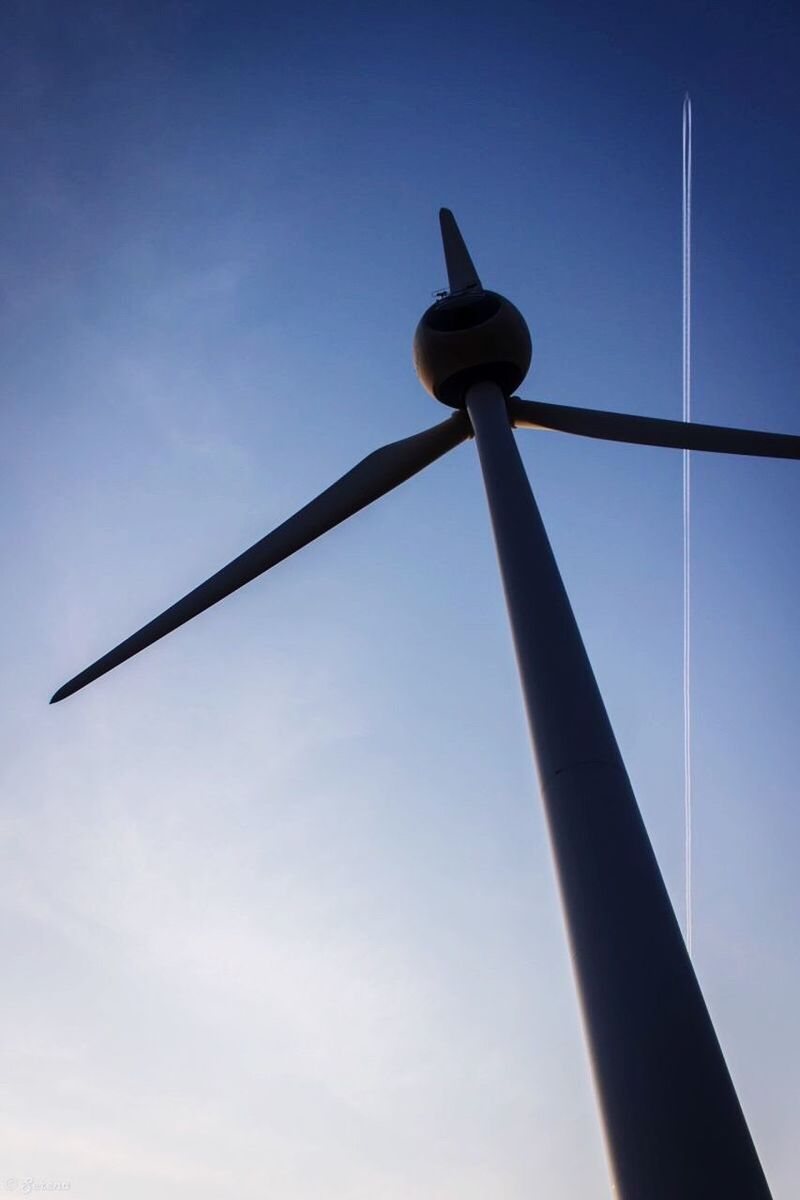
xmin=413 ymin=288 xmax=532 ymax=408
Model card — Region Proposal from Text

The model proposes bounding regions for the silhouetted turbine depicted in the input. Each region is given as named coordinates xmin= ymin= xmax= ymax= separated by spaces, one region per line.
xmin=53 ymin=210 xmax=795 ymax=1200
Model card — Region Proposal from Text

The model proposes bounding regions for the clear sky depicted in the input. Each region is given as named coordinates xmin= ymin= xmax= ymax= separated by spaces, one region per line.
xmin=2 ymin=1 xmax=799 ymax=1196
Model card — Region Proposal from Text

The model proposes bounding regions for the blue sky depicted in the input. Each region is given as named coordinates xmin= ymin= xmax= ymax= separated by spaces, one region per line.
xmin=2 ymin=1 xmax=799 ymax=1196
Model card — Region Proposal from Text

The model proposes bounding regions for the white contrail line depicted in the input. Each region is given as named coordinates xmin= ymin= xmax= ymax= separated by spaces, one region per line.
xmin=682 ymin=93 xmax=693 ymax=956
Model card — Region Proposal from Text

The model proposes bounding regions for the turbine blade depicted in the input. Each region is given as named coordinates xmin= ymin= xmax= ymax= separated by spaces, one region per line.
xmin=439 ymin=208 xmax=482 ymax=293
xmin=51 ymin=411 xmax=471 ymax=704
xmin=509 ymin=397 xmax=800 ymax=459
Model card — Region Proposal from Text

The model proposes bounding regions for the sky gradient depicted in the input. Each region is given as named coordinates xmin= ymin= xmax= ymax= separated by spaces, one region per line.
xmin=2 ymin=1 xmax=800 ymax=1196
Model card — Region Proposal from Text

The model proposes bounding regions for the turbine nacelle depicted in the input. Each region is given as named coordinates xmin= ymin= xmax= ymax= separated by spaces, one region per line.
xmin=413 ymin=287 xmax=532 ymax=408
xmin=413 ymin=209 xmax=531 ymax=408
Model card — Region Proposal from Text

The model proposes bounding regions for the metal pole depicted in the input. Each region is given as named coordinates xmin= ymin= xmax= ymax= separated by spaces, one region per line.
xmin=465 ymin=379 xmax=772 ymax=1200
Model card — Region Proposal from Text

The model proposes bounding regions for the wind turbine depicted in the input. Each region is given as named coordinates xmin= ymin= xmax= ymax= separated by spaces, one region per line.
xmin=52 ymin=210 xmax=798 ymax=1199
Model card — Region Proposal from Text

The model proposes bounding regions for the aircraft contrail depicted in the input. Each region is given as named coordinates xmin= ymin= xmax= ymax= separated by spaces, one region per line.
xmin=683 ymin=92 xmax=693 ymax=956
